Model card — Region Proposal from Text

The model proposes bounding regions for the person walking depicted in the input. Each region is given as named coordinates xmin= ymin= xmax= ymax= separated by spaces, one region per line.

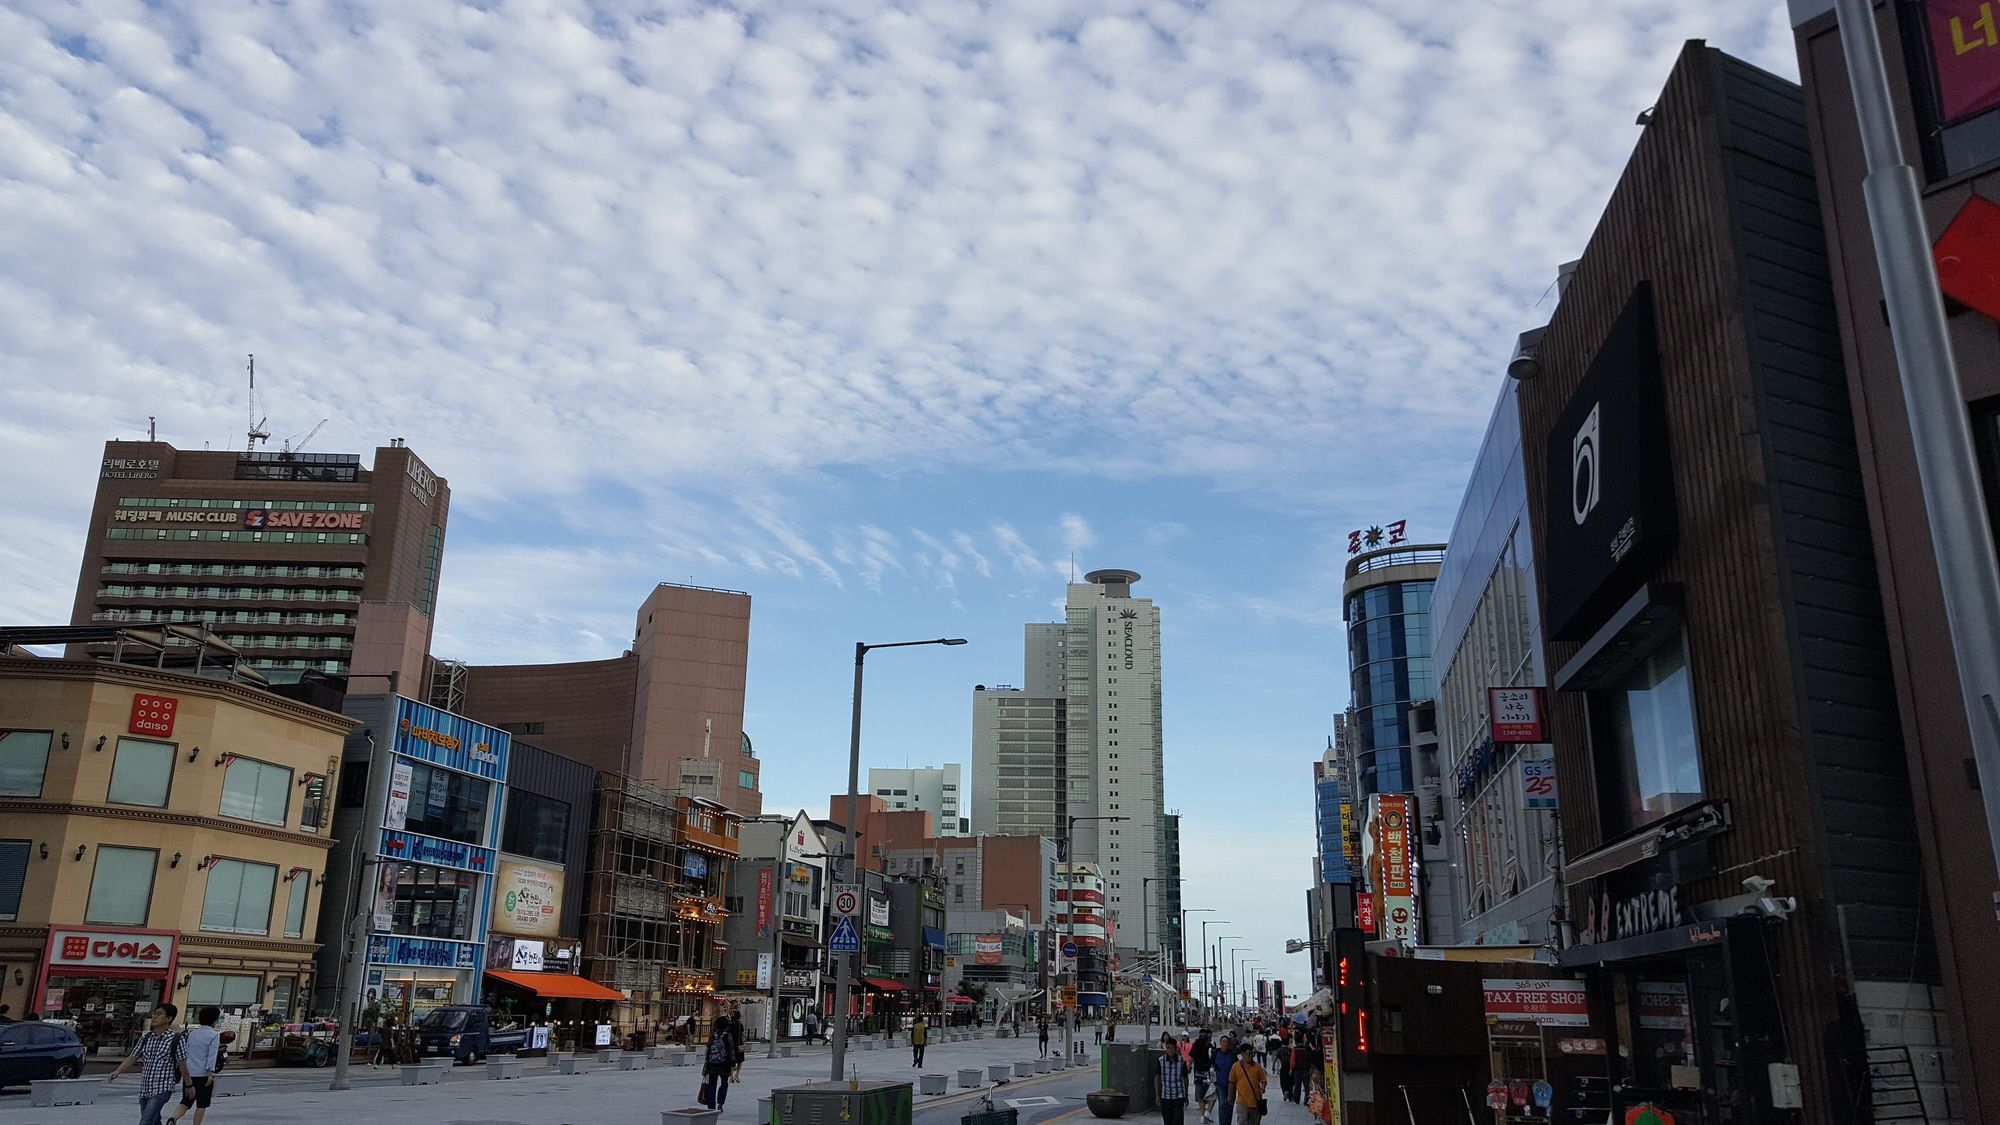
xmin=1286 ymin=1035 xmax=1311 ymax=1103
xmin=728 ymin=1012 xmax=747 ymax=1081
xmin=803 ymin=1010 xmax=820 ymax=1044
xmin=1189 ymin=1029 xmax=1216 ymax=1123
xmin=167 ymin=1006 xmax=222 ymax=1125
xmin=1156 ymin=1032 xmax=1190 ymax=1125
xmin=1107 ymin=1016 xmax=1119 ymax=1043
xmin=700 ymin=1020 xmax=737 ymax=1110
xmin=1210 ymin=1035 xmax=1239 ymax=1125
xmin=1229 ymin=1041 xmax=1269 ymax=1125
xmin=910 ymin=1015 xmax=928 ymax=1068
xmin=1037 ymin=1016 xmax=1050 ymax=1057
xmin=106 ymin=1003 xmax=188 ymax=1125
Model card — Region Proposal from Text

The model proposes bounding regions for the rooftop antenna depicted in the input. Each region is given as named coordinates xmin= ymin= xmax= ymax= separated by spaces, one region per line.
xmin=1069 ymin=553 xmax=1076 ymax=582
xmin=147 ymin=416 xmax=156 ymax=442
xmin=245 ymin=355 xmax=269 ymax=452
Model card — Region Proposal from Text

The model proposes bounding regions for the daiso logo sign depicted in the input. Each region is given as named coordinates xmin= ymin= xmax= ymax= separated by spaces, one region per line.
xmin=51 ymin=929 xmax=173 ymax=969
xmin=62 ymin=935 xmax=89 ymax=960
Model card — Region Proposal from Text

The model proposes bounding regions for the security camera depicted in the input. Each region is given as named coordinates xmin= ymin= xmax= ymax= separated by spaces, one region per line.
xmin=1742 ymin=875 xmax=1775 ymax=896
xmin=1758 ymin=896 xmax=1797 ymax=919
xmin=1507 ymin=327 xmax=1546 ymax=381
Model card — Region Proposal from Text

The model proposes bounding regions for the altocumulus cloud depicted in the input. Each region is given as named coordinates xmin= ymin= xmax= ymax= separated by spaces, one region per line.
xmin=0 ymin=0 xmax=1795 ymax=631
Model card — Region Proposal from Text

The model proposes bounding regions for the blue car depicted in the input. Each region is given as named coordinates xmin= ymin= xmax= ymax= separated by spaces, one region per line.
xmin=0 ymin=1022 xmax=86 ymax=1088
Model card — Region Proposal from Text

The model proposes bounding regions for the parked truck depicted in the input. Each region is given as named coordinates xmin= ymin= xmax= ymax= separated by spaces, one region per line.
xmin=414 ymin=1006 xmax=529 ymax=1063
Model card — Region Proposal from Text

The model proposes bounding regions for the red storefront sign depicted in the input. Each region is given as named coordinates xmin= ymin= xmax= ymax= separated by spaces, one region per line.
xmin=756 ymin=868 xmax=774 ymax=938
xmin=128 ymin=693 xmax=178 ymax=738
xmin=1376 ymin=796 xmax=1412 ymax=897
xmin=1356 ymin=893 xmax=1376 ymax=934
xmin=1924 ymin=0 xmax=2000 ymax=124
xmin=1481 ymin=978 xmax=1589 ymax=1026
xmin=41 ymin=925 xmax=179 ymax=1000
xmin=1487 ymin=687 xmax=1546 ymax=743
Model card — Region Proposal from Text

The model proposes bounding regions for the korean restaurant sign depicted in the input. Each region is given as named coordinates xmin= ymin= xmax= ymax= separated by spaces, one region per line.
xmin=1373 ymin=794 xmax=1417 ymax=947
xmin=1355 ymin=893 xmax=1377 ymax=934
xmin=1481 ymin=978 xmax=1589 ymax=1026
xmin=129 ymin=693 xmax=179 ymax=738
xmin=494 ymin=858 xmax=563 ymax=937
xmin=1487 ymin=687 xmax=1546 ymax=743
xmin=47 ymin=928 xmax=176 ymax=972
xmin=1924 ymin=1 xmax=2000 ymax=124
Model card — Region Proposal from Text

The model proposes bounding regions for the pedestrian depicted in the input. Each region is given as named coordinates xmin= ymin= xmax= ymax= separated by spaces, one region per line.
xmin=1107 ymin=1016 xmax=1118 ymax=1042
xmin=1210 ymin=1035 xmax=1239 ymax=1125
xmin=106 ymin=1003 xmax=188 ymax=1125
xmin=1156 ymin=1032 xmax=1190 ymax=1125
xmin=1037 ymin=1016 xmax=1050 ymax=1057
xmin=167 ymin=1006 xmax=222 ymax=1125
xmin=1229 ymin=1041 xmax=1269 ymax=1125
xmin=1287 ymin=1036 xmax=1312 ymax=1103
xmin=1094 ymin=1020 xmax=1102 ymax=1046
xmin=1189 ymin=1029 xmax=1216 ymax=1122
xmin=699 ymin=1020 xmax=736 ymax=1110
xmin=803 ymin=1010 xmax=819 ymax=1044
xmin=910 ymin=1015 xmax=928 ymax=1068
xmin=728 ymin=1012 xmax=746 ymax=1081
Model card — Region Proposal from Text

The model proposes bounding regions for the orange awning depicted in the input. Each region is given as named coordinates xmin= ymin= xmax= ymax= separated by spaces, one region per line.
xmin=485 ymin=970 xmax=624 ymax=1001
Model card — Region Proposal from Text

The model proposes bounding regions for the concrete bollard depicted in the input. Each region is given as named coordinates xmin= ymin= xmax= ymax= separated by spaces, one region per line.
xmin=920 ymin=1074 xmax=948 ymax=1095
xmin=989 ymin=1064 xmax=1012 ymax=1081
xmin=664 ymin=1110 xmax=722 ymax=1125
xmin=1014 ymin=1061 xmax=1036 ymax=1077
xmin=780 ymin=1045 xmax=795 ymax=1058
xmin=758 ymin=1097 xmax=773 ymax=1121
xmin=958 ymin=1068 xmax=983 ymax=1088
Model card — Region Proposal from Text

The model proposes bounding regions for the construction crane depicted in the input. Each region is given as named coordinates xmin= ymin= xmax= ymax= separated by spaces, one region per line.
xmin=246 ymin=354 xmax=270 ymax=452
xmin=282 ymin=419 xmax=328 ymax=456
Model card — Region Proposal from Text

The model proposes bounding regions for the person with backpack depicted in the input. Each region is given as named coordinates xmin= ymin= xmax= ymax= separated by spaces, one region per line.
xmin=107 ymin=1003 xmax=188 ymax=1125
xmin=168 ymin=1007 xmax=222 ymax=1125
xmin=699 ymin=1020 xmax=737 ymax=1109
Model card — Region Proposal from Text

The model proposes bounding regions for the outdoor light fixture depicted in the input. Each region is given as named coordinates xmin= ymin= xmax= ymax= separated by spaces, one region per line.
xmin=179 ymin=975 xmax=192 ymax=989
xmin=187 ymin=746 xmax=201 ymax=763
xmin=94 ymin=735 xmax=107 ymax=752
xmin=1507 ymin=327 xmax=1546 ymax=381
xmin=197 ymin=854 xmax=219 ymax=870
xmin=170 ymin=852 xmax=182 ymax=868
xmin=60 ymin=732 xmax=70 ymax=750
xmin=1636 ymin=106 xmax=1656 ymax=126
xmin=314 ymin=874 xmax=328 ymax=887
xmin=74 ymin=845 xmax=87 ymax=861
xmin=213 ymin=751 xmax=231 ymax=767
xmin=11 ymin=969 xmax=21 ymax=986
xmin=38 ymin=842 xmax=48 ymax=860
xmin=285 ymin=867 xmax=310 ymax=882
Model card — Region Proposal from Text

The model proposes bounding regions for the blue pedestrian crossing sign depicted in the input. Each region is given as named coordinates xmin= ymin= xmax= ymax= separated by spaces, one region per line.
xmin=829 ymin=914 xmax=861 ymax=953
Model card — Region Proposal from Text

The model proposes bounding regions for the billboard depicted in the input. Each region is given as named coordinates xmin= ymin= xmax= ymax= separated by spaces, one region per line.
xmin=975 ymin=935 xmax=1005 ymax=965
xmin=1924 ymin=1 xmax=2000 ymax=124
xmin=1372 ymin=794 xmax=1417 ymax=947
xmin=493 ymin=858 xmax=564 ymax=937
xmin=1481 ymin=979 xmax=1589 ymax=1026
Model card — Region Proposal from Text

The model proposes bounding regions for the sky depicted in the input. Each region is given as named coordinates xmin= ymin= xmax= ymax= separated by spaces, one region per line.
xmin=0 ymin=0 xmax=1802 ymax=997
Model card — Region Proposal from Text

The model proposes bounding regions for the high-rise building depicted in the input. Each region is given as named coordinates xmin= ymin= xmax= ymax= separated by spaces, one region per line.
xmin=972 ymin=568 xmax=1167 ymax=959
xmin=69 ymin=440 xmax=450 ymax=681
xmin=867 ymin=765 xmax=966 ymax=835
xmin=1341 ymin=547 xmax=1442 ymax=799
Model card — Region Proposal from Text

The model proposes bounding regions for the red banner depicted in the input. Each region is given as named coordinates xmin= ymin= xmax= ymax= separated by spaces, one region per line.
xmin=1376 ymin=795 xmax=1412 ymax=897
xmin=1926 ymin=0 xmax=2000 ymax=124
xmin=1356 ymin=893 xmax=1376 ymax=934
xmin=756 ymin=868 xmax=773 ymax=938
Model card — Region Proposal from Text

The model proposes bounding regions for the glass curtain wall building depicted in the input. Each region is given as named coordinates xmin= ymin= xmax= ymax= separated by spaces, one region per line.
xmin=1341 ymin=547 xmax=1443 ymax=799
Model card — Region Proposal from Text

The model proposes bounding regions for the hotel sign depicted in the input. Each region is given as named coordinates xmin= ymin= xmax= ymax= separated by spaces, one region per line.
xmin=101 ymin=458 xmax=161 ymax=480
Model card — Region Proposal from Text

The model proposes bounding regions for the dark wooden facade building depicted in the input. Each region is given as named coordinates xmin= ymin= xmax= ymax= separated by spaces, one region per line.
xmin=1515 ymin=44 xmax=1935 ymax=1124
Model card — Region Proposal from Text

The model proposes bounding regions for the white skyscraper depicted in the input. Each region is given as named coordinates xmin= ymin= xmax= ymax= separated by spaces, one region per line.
xmin=866 ymin=764 xmax=967 ymax=835
xmin=972 ymin=567 xmax=1166 ymax=958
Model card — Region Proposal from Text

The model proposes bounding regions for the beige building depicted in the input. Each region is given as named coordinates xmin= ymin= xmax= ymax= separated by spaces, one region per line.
xmin=0 ymin=650 xmax=353 ymax=1050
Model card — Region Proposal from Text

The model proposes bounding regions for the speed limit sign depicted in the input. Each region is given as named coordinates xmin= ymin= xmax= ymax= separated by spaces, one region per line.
xmin=832 ymin=884 xmax=861 ymax=918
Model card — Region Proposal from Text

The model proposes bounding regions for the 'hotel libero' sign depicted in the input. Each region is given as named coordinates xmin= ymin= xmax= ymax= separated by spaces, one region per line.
xmin=102 ymin=458 xmax=161 ymax=479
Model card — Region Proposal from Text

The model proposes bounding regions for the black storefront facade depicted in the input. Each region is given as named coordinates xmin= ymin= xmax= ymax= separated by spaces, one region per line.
xmin=1514 ymin=44 xmax=1937 ymax=1125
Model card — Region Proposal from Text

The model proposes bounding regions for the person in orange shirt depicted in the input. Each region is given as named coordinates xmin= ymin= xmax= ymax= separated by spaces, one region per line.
xmin=1229 ymin=1045 xmax=1269 ymax=1125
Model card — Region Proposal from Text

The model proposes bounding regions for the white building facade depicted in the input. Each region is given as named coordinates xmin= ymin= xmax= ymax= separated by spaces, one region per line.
xmin=866 ymin=765 xmax=966 ymax=835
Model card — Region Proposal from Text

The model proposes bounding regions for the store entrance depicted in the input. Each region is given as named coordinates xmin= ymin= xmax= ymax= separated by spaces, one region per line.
xmin=44 ymin=975 xmax=166 ymax=1058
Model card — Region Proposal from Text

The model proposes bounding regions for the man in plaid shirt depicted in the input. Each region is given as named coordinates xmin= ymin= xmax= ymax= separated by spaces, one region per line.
xmin=108 ymin=1003 xmax=189 ymax=1125
xmin=1156 ymin=1031 xmax=1191 ymax=1125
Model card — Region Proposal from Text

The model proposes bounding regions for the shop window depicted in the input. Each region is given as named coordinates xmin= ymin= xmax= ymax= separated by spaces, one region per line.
xmin=389 ymin=864 xmax=480 ymax=941
xmin=402 ymin=761 xmax=490 ymax=846
xmin=284 ymin=872 xmax=310 ymax=939
xmin=200 ymin=858 xmax=277 ymax=935
xmin=0 ymin=839 xmax=28 ymax=920
xmin=186 ymin=972 xmax=261 ymax=1008
xmin=107 ymin=738 xmax=175 ymax=807
xmin=85 ymin=846 xmax=157 ymax=926
xmin=500 ymin=790 xmax=570 ymax=863
xmin=0 ymin=731 xmax=52 ymax=797
xmin=220 ymin=757 xmax=291 ymax=826
xmin=300 ymin=773 xmax=328 ymax=833
xmin=1588 ymin=631 xmax=1703 ymax=838
xmin=270 ymin=976 xmax=297 ymax=1019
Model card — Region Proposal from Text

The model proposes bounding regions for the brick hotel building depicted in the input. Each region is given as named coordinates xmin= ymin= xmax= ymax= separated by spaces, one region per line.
xmin=69 ymin=441 xmax=449 ymax=681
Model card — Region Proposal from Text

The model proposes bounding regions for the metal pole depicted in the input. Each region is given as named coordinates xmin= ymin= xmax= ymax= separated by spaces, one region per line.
xmin=767 ymin=864 xmax=783 ymax=1058
xmin=1141 ymin=877 xmax=1153 ymax=1044
xmin=830 ymin=643 xmax=865 ymax=1082
xmin=1832 ymin=0 xmax=2000 ymax=897
xmin=1063 ymin=815 xmax=1074 ymax=1068
xmin=331 ymin=730 xmax=390 ymax=1091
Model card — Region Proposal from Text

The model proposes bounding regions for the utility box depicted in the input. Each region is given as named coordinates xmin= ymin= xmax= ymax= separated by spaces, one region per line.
xmin=1101 ymin=1044 xmax=1160 ymax=1114
xmin=771 ymin=1081 xmax=915 ymax=1125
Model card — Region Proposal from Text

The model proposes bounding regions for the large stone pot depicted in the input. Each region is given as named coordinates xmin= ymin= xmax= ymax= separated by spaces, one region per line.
xmin=1086 ymin=1091 xmax=1130 ymax=1119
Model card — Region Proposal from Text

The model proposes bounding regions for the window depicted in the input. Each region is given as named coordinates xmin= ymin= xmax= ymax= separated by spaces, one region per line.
xmin=270 ymin=976 xmax=297 ymax=1017
xmin=402 ymin=761 xmax=490 ymax=845
xmin=186 ymin=973 xmax=260 ymax=1008
xmin=201 ymin=858 xmax=277 ymax=935
xmin=107 ymin=738 xmax=174 ymax=807
xmin=284 ymin=872 xmax=310 ymax=939
xmin=501 ymin=790 xmax=571 ymax=863
xmin=0 ymin=731 xmax=52 ymax=797
xmin=1589 ymin=632 xmax=1703 ymax=838
xmin=220 ymin=757 xmax=291 ymax=826
xmin=300 ymin=773 xmax=328 ymax=833
xmin=388 ymin=864 xmax=480 ymax=940
xmin=0 ymin=839 xmax=28 ymax=921
xmin=739 ymin=770 xmax=757 ymax=790
xmin=86 ymin=846 xmax=158 ymax=925
xmin=337 ymin=760 xmax=369 ymax=808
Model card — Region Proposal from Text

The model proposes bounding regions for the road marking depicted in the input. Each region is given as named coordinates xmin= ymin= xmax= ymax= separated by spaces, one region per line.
xmin=1006 ymin=1096 xmax=1062 ymax=1107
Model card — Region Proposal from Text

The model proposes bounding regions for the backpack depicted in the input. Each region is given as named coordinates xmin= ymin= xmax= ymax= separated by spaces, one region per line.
xmin=706 ymin=1033 xmax=732 ymax=1066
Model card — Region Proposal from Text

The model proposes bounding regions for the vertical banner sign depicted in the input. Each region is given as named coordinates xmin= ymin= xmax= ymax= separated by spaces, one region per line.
xmin=1355 ymin=893 xmax=1377 ymax=934
xmin=1924 ymin=0 xmax=2000 ymax=124
xmin=1323 ymin=1034 xmax=1343 ymax=1125
xmin=373 ymin=862 xmax=398 ymax=932
xmin=1487 ymin=687 xmax=1546 ymax=743
xmin=757 ymin=951 xmax=774 ymax=990
xmin=756 ymin=868 xmax=774 ymax=939
xmin=384 ymin=760 xmax=414 ymax=831
xmin=1521 ymin=751 xmax=1559 ymax=810
xmin=1375 ymin=794 xmax=1417 ymax=947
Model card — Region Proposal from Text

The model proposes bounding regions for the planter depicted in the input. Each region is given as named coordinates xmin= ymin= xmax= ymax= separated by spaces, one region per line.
xmin=1086 ymin=1091 xmax=1130 ymax=1119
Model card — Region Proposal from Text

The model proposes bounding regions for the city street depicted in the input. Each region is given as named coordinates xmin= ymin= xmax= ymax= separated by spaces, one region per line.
xmin=0 ymin=1031 xmax=1109 ymax=1125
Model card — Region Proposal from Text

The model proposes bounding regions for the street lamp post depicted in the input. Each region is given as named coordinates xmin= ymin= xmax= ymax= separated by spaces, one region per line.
xmin=1141 ymin=877 xmax=1155 ymax=1043
xmin=1181 ymin=909 xmax=1215 ymax=1026
xmin=829 ymin=637 xmax=967 ymax=1083
xmin=1198 ymin=919 xmax=1229 ymax=1026
xmin=1060 ymin=813 xmax=1127 ymax=1068
xmin=1215 ymin=936 xmax=1243 ymax=1022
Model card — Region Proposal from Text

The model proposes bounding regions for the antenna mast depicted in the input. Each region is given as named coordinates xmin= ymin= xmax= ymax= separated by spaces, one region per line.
xmin=245 ymin=354 xmax=270 ymax=452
